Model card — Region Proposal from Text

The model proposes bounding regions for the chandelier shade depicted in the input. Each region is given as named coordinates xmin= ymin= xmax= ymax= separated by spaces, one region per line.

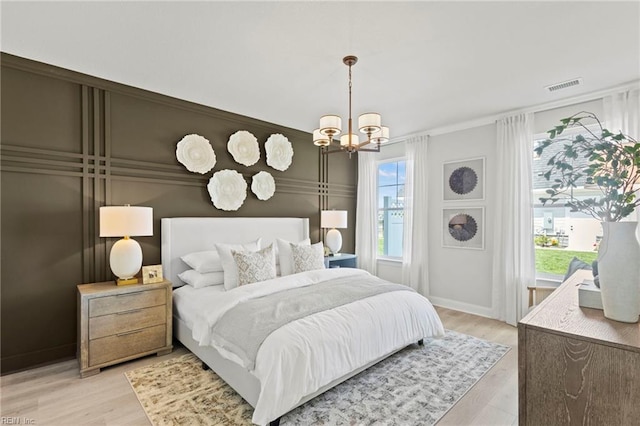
xmin=315 ymin=55 xmax=389 ymax=157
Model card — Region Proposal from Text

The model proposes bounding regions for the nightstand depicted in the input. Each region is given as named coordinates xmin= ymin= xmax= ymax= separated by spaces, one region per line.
xmin=325 ymin=253 xmax=357 ymax=268
xmin=77 ymin=280 xmax=173 ymax=378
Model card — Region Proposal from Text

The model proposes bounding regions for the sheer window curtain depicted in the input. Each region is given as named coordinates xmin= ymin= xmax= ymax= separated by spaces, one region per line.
xmin=355 ymin=152 xmax=378 ymax=275
xmin=402 ymin=135 xmax=430 ymax=295
xmin=492 ymin=113 xmax=536 ymax=326
xmin=603 ymin=87 xmax=640 ymax=224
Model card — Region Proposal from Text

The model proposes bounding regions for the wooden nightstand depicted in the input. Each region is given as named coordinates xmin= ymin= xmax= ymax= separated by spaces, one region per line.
xmin=77 ymin=280 xmax=173 ymax=378
xmin=325 ymin=253 xmax=357 ymax=268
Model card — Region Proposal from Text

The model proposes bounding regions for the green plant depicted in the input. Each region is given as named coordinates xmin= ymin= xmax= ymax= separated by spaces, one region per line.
xmin=535 ymin=111 xmax=640 ymax=222
xmin=534 ymin=234 xmax=550 ymax=247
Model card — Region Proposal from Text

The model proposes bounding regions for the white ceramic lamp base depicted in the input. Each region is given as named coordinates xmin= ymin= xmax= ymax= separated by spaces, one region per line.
xmin=110 ymin=237 xmax=143 ymax=285
xmin=326 ymin=228 xmax=343 ymax=255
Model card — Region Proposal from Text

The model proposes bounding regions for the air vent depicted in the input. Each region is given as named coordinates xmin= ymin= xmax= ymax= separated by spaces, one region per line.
xmin=545 ymin=78 xmax=583 ymax=93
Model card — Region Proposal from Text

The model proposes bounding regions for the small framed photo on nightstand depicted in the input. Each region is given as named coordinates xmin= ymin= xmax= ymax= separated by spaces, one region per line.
xmin=142 ymin=264 xmax=164 ymax=284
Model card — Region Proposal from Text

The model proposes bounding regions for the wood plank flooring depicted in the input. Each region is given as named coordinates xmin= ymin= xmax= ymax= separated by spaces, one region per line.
xmin=1 ymin=307 xmax=518 ymax=425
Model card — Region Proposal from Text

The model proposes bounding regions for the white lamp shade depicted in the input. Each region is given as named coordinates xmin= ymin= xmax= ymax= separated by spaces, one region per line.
xmin=319 ymin=115 xmax=342 ymax=136
xmin=339 ymin=133 xmax=360 ymax=147
xmin=358 ymin=112 xmax=382 ymax=134
xmin=110 ymin=238 xmax=143 ymax=280
xmin=325 ymin=228 xmax=343 ymax=254
xmin=321 ymin=210 xmax=348 ymax=229
xmin=371 ymin=126 xmax=390 ymax=144
xmin=313 ymin=128 xmax=330 ymax=147
xmin=100 ymin=206 xmax=153 ymax=237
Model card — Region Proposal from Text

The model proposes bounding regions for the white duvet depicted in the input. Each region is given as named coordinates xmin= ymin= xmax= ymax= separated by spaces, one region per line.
xmin=174 ymin=268 xmax=445 ymax=425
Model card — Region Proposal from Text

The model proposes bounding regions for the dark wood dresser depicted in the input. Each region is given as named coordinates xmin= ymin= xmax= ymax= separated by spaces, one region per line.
xmin=518 ymin=270 xmax=640 ymax=425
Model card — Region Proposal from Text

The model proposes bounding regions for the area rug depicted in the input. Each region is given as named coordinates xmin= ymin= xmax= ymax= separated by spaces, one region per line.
xmin=125 ymin=330 xmax=510 ymax=425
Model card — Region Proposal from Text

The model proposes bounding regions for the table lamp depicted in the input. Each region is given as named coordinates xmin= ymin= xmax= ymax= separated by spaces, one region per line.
xmin=100 ymin=205 xmax=153 ymax=285
xmin=321 ymin=210 xmax=348 ymax=255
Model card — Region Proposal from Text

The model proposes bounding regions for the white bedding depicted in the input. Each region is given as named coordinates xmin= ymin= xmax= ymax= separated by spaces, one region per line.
xmin=173 ymin=268 xmax=445 ymax=425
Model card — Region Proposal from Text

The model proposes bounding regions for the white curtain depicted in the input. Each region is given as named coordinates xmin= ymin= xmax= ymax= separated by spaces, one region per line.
xmin=355 ymin=152 xmax=378 ymax=275
xmin=402 ymin=135 xmax=430 ymax=295
xmin=603 ymin=87 xmax=640 ymax=138
xmin=603 ymin=87 xmax=640 ymax=224
xmin=492 ymin=113 xmax=536 ymax=326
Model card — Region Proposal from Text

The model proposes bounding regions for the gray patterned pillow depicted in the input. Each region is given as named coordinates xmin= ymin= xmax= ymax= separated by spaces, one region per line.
xmin=232 ymin=244 xmax=276 ymax=286
xmin=291 ymin=242 xmax=326 ymax=273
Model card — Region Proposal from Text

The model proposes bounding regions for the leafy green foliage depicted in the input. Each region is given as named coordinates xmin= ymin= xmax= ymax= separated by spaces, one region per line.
xmin=535 ymin=112 xmax=640 ymax=222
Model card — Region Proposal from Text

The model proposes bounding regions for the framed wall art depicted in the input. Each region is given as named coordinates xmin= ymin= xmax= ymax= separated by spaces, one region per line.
xmin=142 ymin=264 xmax=164 ymax=284
xmin=443 ymin=157 xmax=485 ymax=201
xmin=442 ymin=207 xmax=485 ymax=250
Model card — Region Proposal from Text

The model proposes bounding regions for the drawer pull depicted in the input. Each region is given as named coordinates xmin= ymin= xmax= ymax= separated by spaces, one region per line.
xmin=116 ymin=309 xmax=142 ymax=316
xmin=117 ymin=329 xmax=143 ymax=337
xmin=116 ymin=291 xmax=144 ymax=297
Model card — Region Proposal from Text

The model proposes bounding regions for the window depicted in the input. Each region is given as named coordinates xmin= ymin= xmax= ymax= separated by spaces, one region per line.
xmin=377 ymin=160 xmax=406 ymax=258
xmin=532 ymin=129 xmax=601 ymax=281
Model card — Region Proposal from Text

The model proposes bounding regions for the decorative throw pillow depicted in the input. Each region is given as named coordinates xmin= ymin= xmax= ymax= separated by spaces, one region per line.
xmin=276 ymin=238 xmax=311 ymax=276
xmin=178 ymin=269 xmax=225 ymax=288
xmin=564 ymin=256 xmax=592 ymax=281
xmin=291 ymin=241 xmax=325 ymax=274
xmin=216 ymin=238 xmax=262 ymax=290
xmin=232 ymin=244 xmax=277 ymax=286
xmin=181 ymin=250 xmax=222 ymax=274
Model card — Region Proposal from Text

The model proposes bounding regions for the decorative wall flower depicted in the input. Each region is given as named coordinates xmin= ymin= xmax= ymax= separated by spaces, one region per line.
xmin=227 ymin=130 xmax=260 ymax=166
xmin=265 ymin=133 xmax=294 ymax=171
xmin=207 ymin=169 xmax=247 ymax=211
xmin=176 ymin=134 xmax=216 ymax=174
xmin=251 ymin=171 xmax=276 ymax=201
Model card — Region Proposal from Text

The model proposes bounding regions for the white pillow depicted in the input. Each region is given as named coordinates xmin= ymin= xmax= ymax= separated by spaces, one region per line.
xmin=180 ymin=250 xmax=222 ymax=274
xmin=216 ymin=238 xmax=262 ymax=290
xmin=291 ymin=242 xmax=326 ymax=273
xmin=276 ymin=238 xmax=311 ymax=276
xmin=232 ymin=244 xmax=277 ymax=286
xmin=178 ymin=269 xmax=225 ymax=289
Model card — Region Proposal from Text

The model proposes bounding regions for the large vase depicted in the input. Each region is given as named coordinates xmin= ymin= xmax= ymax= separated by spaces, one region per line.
xmin=598 ymin=221 xmax=640 ymax=323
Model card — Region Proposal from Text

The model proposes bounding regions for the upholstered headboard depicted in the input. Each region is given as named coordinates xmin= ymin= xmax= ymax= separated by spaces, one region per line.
xmin=161 ymin=217 xmax=310 ymax=287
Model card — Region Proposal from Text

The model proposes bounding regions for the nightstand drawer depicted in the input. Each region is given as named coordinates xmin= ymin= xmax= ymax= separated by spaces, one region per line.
xmin=89 ymin=305 xmax=166 ymax=340
xmin=89 ymin=289 xmax=166 ymax=317
xmin=89 ymin=324 xmax=166 ymax=367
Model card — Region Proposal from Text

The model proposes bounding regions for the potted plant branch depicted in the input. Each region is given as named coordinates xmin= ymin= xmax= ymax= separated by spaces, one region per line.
xmin=535 ymin=111 xmax=640 ymax=322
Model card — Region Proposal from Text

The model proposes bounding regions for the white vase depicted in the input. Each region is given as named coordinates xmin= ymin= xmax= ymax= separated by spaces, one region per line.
xmin=598 ymin=221 xmax=640 ymax=323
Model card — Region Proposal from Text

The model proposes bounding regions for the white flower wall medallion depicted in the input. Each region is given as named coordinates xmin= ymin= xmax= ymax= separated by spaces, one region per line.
xmin=265 ymin=133 xmax=293 ymax=171
xmin=207 ymin=169 xmax=247 ymax=211
xmin=176 ymin=134 xmax=217 ymax=174
xmin=228 ymin=130 xmax=260 ymax=166
xmin=251 ymin=171 xmax=276 ymax=201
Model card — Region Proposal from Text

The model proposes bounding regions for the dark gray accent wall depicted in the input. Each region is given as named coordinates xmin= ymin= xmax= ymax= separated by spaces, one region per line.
xmin=0 ymin=53 xmax=357 ymax=374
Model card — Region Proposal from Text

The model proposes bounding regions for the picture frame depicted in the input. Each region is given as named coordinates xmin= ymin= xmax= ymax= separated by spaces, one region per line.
xmin=442 ymin=207 xmax=485 ymax=250
xmin=443 ymin=157 xmax=485 ymax=201
xmin=142 ymin=264 xmax=164 ymax=284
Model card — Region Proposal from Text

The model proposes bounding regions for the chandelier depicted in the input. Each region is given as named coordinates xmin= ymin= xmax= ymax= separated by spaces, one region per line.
xmin=313 ymin=55 xmax=389 ymax=157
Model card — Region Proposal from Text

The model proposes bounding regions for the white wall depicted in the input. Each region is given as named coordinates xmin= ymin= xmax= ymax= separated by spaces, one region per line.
xmin=427 ymin=124 xmax=496 ymax=317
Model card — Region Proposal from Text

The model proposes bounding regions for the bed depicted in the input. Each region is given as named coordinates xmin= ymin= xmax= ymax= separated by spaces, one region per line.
xmin=162 ymin=217 xmax=444 ymax=425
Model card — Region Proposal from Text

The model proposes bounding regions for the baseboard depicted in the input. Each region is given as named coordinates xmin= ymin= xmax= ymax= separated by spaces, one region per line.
xmin=428 ymin=296 xmax=494 ymax=319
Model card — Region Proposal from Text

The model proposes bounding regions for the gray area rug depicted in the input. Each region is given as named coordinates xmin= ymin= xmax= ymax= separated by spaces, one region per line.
xmin=125 ymin=330 xmax=510 ymax=425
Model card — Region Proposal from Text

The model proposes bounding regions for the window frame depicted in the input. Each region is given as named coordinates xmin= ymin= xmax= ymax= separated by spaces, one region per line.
xmin=376 ymin=156 xmax=406 ymax=262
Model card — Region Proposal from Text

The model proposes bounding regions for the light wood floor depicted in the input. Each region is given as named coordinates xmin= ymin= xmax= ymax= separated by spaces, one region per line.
xmin=1 ymin=307 xmax=518 ymax=425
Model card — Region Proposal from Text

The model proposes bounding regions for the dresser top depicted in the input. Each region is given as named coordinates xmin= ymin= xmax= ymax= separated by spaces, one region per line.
xmin=77 ymin=280 xmax=171 ymax=297
xmin=519 ymin=270 xmax=640 ymax=352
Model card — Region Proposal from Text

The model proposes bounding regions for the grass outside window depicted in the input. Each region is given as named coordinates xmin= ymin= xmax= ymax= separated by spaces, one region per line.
xmin=535 ymin=248 xmax=597 ymax=276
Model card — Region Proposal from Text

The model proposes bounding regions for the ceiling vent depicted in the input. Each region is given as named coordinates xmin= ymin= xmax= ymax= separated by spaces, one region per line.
xmin=545 ymin=78 xmax=583 ymax=93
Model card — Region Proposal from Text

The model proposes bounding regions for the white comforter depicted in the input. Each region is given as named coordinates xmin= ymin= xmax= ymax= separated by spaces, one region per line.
xmin=174 ymin=268 xmax=445 ymax=425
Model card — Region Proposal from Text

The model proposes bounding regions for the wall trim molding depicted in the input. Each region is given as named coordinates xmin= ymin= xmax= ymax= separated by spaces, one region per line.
xmin=428 ymin=295 xmax=494 ymax=319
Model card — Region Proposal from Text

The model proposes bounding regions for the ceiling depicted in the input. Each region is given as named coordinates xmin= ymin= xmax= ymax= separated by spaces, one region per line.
xmin=2 ymin=1 xmax=639 ymax=139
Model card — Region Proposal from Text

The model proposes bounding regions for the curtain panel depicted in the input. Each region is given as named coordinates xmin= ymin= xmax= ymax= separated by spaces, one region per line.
xmin=492 ymin=113 xmax=536 ymax=325
xmin=402 ymin=135 xmax=430 ymax=295
xmin=355 ymin=153 xmax=378 ymax=275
